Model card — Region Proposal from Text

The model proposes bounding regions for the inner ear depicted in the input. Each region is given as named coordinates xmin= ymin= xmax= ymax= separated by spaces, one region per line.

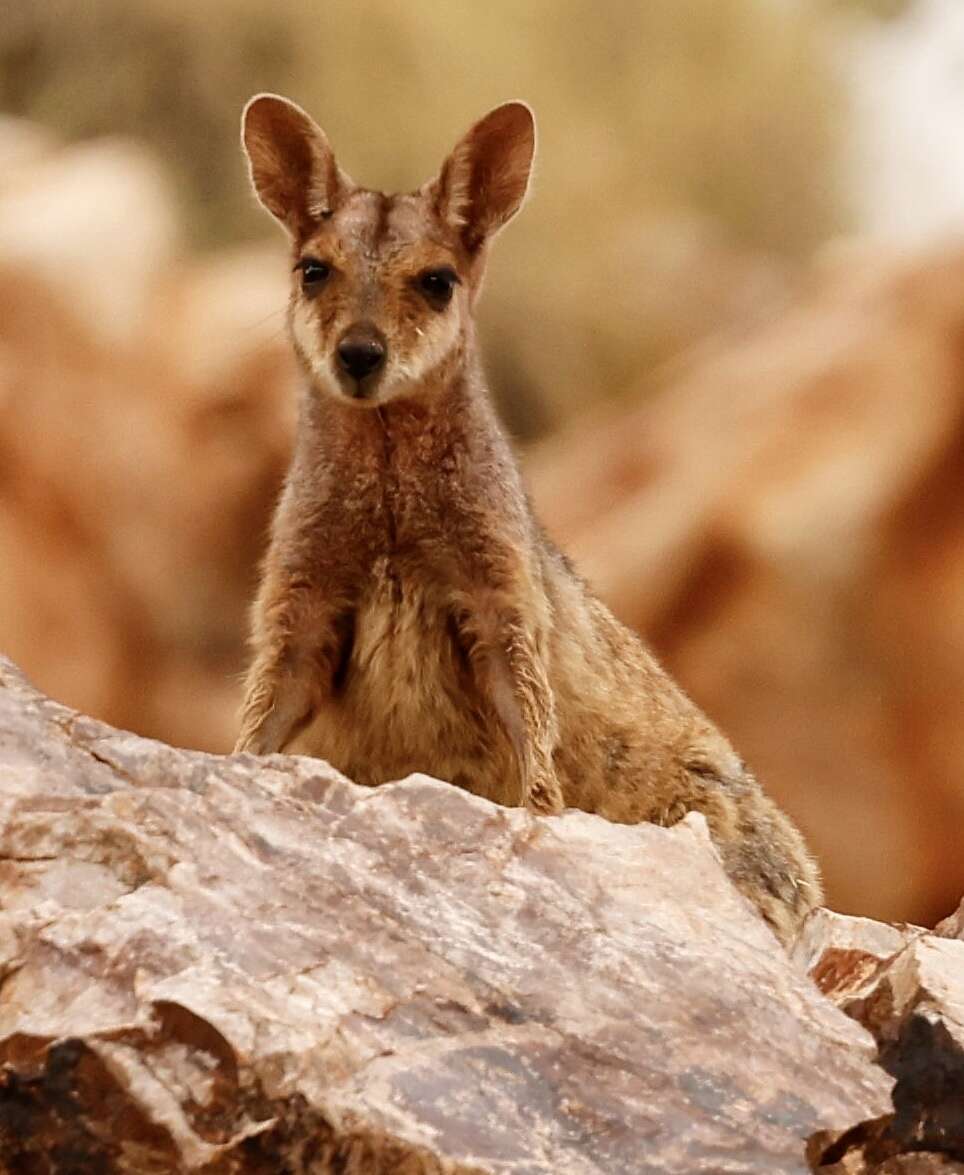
xmin=241 ymin=94 xmax=352 ymax=239
xmin=429 ymin=102 xmax=536 ymax=253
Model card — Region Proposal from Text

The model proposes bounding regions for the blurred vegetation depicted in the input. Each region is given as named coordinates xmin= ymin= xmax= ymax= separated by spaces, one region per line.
xmin=822 ymin=0 xmax=914 ymax=19
xmin=0 ymin=0 xmax=861 ymax=433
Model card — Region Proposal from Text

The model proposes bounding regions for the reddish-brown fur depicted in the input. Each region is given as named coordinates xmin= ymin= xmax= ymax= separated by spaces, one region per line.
xmin=235 ymin=94 xmax=822 ymax=944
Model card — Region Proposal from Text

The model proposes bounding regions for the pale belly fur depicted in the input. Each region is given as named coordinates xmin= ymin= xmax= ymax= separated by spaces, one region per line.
xmin=289 ymin=561 xmax=520 ymax=804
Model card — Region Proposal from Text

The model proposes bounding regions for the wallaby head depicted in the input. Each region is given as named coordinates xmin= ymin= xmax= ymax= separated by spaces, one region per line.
xmin=241 ymin=94 xmax=535 ymax=407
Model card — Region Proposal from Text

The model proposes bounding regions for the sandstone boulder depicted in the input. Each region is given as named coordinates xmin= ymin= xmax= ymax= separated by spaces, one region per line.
xmin=528 ymin=245 xmax=964 ymax=926
xmin=0 ymin=121 xmax=297 ymax=753
xmin=0 ymin=135 xmax=179 ymax=347
xmin=0 ymin=658 xmax=891 ymax=1173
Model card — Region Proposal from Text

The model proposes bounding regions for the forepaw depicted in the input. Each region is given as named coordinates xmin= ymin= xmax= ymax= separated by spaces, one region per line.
xmin=526 ymin=773 xmax=565 ymax=816
xmin=233 ymin=730 xmax=269 ymax=755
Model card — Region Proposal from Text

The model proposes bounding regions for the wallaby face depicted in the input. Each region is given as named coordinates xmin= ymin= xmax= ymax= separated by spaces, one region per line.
xmin=242 ymin=94 xmax=534 ymax=407
xmin=237 ymin=95 xmax=822 ymax=949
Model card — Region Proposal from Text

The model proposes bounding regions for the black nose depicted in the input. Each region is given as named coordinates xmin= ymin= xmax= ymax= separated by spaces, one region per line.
xmin=337 ymin=335 xmax=385 ymax=381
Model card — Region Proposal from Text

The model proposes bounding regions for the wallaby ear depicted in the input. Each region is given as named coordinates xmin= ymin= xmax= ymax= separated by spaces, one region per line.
xmin=428 ymin=102 xmax=535 ymax=253
xmin=241 ymin=93 xmax=352 ymax=238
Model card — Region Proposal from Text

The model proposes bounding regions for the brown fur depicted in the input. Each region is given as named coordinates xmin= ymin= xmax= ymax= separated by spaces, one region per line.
xmin=235 ymin=94 xmax=822 ymax=945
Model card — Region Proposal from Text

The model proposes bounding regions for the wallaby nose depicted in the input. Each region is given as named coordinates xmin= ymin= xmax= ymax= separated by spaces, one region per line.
xmin=337 ymin=327 xmax=386 ymax=382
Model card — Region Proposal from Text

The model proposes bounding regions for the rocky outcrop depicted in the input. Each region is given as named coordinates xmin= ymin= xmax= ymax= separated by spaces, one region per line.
xmin=799 ymin=906 xmax=964 ymax=1172
xmin=0 ymin=659 xmax=893 ymax=1173
xmin=528 ymin=246 xmax=964 ymax=927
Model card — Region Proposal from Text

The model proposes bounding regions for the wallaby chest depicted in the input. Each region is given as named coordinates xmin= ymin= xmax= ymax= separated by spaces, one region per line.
xmin=291 ymin=552 xmax=518 ymax=804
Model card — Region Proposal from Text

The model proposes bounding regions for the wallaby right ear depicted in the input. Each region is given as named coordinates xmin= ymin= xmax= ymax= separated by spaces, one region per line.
xmin=241 ymin=94 xmax=352 ymax=238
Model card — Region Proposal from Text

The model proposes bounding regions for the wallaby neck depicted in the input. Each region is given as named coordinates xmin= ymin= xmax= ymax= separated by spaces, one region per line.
xmin=289 ymin=349 xmax=526 ymax=551
xmin=298 ymin=349 xmax=503 ymax=474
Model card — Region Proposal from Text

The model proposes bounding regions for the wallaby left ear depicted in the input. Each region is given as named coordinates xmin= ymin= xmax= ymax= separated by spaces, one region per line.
xmin=428 ymin=102 xmax=535 ymax=252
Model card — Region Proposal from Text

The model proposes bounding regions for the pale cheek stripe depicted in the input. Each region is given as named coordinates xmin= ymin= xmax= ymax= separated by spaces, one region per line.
xmin=386 ymin=312 xmax=461 ymax=388
xmin=293 ymin=308 xmax=341 ymax=396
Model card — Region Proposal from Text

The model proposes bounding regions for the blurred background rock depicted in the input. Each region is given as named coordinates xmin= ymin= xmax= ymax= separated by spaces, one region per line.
xmin=0 ymin=0 xmax=960 ymax=925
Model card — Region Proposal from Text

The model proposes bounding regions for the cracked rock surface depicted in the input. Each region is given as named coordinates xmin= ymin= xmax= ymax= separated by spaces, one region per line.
xmin=800 ymin=908 xmax=964 ymax=1173
xmin=0 ymin=657 xmax=891 ymax=1173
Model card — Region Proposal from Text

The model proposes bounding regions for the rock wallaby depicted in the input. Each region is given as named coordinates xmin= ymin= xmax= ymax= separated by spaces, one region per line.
xmin=235 ymin=94 xmax=822 ymax=944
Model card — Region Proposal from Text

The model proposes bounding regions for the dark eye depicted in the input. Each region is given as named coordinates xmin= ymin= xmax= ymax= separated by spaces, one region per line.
xmin=417 ymin=267 xmax=458 ymax=306
xmin=296 ymin=258 xmax=331 ymax=288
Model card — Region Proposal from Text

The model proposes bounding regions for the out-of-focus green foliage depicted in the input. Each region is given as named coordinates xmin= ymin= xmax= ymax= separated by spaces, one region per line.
xmin=0 ymin=0 xmax=851 ymax=433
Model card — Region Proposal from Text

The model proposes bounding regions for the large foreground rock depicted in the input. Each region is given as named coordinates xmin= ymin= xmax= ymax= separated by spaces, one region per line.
xmin=0 ymin=659 xmax=890 ymax=1173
